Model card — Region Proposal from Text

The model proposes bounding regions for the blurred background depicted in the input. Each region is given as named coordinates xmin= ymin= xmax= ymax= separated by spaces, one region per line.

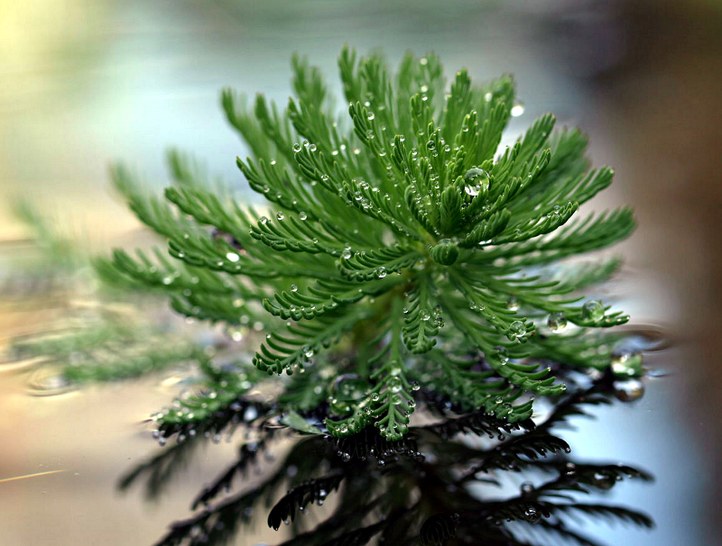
xmin=1 ymin=0 xmax=721 ymax=544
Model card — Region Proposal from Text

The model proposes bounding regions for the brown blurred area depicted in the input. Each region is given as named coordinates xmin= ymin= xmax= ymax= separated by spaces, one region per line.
xmin=526 ymin=0 xmax=722 ymax=536
xmin=595 ymin=0 xmax=722 ymax=532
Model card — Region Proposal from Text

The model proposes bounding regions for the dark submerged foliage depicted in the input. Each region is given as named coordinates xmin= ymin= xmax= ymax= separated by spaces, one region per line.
xmin=119 ymin=378 xmax=653 ymax=546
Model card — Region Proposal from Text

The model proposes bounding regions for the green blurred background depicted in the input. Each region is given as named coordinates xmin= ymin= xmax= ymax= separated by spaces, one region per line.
xmin=1 ymin=1 xmax=721 ymax=544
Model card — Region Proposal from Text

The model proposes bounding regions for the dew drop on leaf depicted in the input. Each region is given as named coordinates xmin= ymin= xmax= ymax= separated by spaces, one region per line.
xmin=463 ymin=167 xmax=490 ymax=197
xmin=547 ymin=312 xmax=567 ymax=332
xmin=507 ymin=320 xmax=527 ymax=342
xmin=582 ymin=300 xmax=605 ymax=322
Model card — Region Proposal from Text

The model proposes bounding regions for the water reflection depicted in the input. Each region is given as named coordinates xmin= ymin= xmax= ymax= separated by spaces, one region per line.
xmin=123 ymin=376 xmax=654 ymax=545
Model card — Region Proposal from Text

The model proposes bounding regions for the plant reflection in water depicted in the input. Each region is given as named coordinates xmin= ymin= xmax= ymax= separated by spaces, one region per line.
xmin=121 ymin=373 xmax=654 ymax=546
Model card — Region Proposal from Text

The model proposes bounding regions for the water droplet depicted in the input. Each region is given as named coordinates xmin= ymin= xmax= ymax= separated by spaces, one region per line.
xmin=511 ymin=101 xmax=525 ymax=117
xmin=292 ymin=143 xmax=302 ymax=153
xmin=582 ymin=300 xmax=605 ymax=322
xmin=592 ymin=471 xmax=616 ymax=490
xmin=299 ymin=211 xmax=308 ymax=221
xmin=613 ymin=378 xmax=645 ymax=402
xmin=610 ymin=352 xmax=643 ymax=377
xmin=547 ymin=312 xmax=567 ymax=332
xmin=225 ymin=252 xmax=240 ymax=263
xmin=276 ymin=212 xmax=285 ymax=221
xmin=341 ymin=247 xmax=352 ymax=260
xmin=463 ymin=167 xmax=490 ymax=197
xmin=564 ymin=462 xmax=577 ymax=476
xmin=290 ymin=284 xmax=298 ymax=292
xmin=377 ymin=267 xmax=387 ymax=279
xmin=507 ymin=320 xmax=527 ymax=342
xmin=27 ymin=369 xmax=74 ymax=397
xmin=420 ymin=312 xmax=431 ymax=321
xmin=520 ymin=482 xmax=535 ymax=496
xmin=484 ymin=91 xmax=493 ymax=102
xmin=523 ymin=505 xmax=541 ymax=523
xmin=506 ymin=297 xmax=519 ymax=311
xmin=495 ymin=346 xmax=509 ymax=363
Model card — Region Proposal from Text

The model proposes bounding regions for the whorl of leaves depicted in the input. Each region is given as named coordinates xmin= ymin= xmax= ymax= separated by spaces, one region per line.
xmin=104 ymin=47 xmax=636 ymax=440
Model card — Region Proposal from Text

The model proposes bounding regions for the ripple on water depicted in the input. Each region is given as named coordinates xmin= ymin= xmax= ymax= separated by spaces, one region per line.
xmin=26 ymin=367 xmax=76 ymax=397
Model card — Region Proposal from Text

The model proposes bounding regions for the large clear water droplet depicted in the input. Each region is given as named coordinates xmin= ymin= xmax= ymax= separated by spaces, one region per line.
xmin=547 ymin=312 xmax=567 ymax=332
xmin=582 ymin=300 xmax=605 ymax=322
xmin=463 ymin=167 xmax=490 ymax=197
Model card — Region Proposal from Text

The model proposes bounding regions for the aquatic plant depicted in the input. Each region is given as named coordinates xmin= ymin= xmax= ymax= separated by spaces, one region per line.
xmin=98 ymin=48 xmax=638 ymax=443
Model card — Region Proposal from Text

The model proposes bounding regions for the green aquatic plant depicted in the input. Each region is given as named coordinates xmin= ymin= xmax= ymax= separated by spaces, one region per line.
xmin=99 ymin=47 xmax=637 ymax=442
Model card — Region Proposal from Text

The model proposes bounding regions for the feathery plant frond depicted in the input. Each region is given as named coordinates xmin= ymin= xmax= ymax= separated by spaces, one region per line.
xmin=105 ymin=47 xmax=638 ymax=441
